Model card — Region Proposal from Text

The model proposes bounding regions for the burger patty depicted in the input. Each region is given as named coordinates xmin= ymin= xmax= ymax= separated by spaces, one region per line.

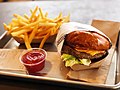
xmin=61 ymin=45 xmax=108 ymax=62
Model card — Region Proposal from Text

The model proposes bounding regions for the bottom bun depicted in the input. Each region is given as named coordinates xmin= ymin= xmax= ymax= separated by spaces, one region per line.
xmin=71 ymin=59 xmax=104 ymax=71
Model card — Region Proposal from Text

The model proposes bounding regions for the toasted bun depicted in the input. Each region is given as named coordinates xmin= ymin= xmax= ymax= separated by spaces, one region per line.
xmin=65 ymin=31 xmax=111 ymax=50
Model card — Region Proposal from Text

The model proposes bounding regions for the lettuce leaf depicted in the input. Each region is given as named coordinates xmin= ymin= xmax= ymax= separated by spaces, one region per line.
xmin=80 ymin=59 xmax=91 ymax=66
xmin=61 ymin=54 xmax=91 ymax=67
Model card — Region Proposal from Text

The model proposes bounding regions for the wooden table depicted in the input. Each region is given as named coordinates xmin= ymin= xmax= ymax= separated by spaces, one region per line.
xmin=0 ymin=0 xmax=120 ymax=90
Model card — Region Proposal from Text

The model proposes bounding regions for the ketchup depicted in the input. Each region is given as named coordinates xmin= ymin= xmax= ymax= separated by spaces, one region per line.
xmin=22 ymin=50 xmax=45 ymax=64
xmin=20 ymin=48 xmax=47 ymax=74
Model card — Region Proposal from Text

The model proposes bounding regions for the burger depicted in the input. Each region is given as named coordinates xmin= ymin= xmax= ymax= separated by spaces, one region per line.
xmin=61 ymin=30 xmax=112 ymax=70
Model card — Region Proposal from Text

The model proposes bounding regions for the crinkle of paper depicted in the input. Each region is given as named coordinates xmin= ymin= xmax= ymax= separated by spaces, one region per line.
xmin=56 ymin=22 xmax=111 ymax=54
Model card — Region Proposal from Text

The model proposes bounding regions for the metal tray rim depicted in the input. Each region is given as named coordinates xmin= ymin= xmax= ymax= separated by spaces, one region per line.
xmin=0 ymin=33 xmax=120 ymax=90
xmin=0 ymin=65 xmax=119 ymax=90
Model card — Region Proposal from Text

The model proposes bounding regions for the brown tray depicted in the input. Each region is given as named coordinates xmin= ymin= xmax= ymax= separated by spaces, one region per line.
xmin=0 ymin=35 xmax=119 ymax=90
xmin=0 ymin=20 xmax=120 ymax=90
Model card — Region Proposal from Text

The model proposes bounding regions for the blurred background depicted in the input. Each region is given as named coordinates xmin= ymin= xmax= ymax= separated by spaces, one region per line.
xmin=0 ymin=0 xmax=34 ymax=2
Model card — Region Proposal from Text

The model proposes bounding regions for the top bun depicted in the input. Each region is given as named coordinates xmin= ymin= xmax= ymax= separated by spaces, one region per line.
xmin=65 ymin=31 xmax=111 ymax=50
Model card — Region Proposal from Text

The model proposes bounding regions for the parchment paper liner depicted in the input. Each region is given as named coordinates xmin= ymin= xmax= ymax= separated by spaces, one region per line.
xmin=56 ymin=22 xmax=112 ymax=70
xmin=66 ymin=20 xmax=120 ymax=84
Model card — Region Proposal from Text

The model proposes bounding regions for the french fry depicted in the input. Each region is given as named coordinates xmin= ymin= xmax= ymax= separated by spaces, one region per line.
xmin=50 ymin=27 xmax=54 ymax=36
xmin=44 ymin=18 xmax=54 ymax=22
xmin=29 ymin=24 xmax=38 ymax=43
xmin=63 ymin=13 xmax=70 ymax=22
xmin=39 ymin=8 xmax=44 ymax=19
xmin=11 ymin=29 xmax=31 ymax=36
xmin=39 ymin=22 xmax=57 ymax=26
xmin=45 ymin=12 xmax=48 ymax=17
xmin=3 ymin=6 xmax=70 ymax=49
xmin=54 ymin=12 xmax=62 ymax=20
xmin=29 ymin=6 xmax=38 ymax=22
xmin=3 ymin=23 xmax=9 ymax=31
xmin=12 ymin=18 xmax=19 ymax=23
xmin=24 ymin=33 xmax=31 ymax=49
xmin=24 ymin=14 xmax=29 ymax=20
xmin=34 ymin=35 xmax=45 ymax=39
xmin=9 ymin=20 xmax=40 ymax=33
xmin=37 ymin=29 xmax=51 ymax=36
xmin=18 ymin=34 xmax=24 ymax=39
xmin=54 ymin=17 xmax=63 ymax=23
xmin=30 ymin=9 xmax=33 ymax=14
xmin=13 ymin=14 xmax=29 ymax=23
xmin=18 ymin=19 xmax=28 ymax=26
xmin=39 ymin=32 xmax=50 ymax=48
xmin=58 ymin=12 xmax=62 ymax=18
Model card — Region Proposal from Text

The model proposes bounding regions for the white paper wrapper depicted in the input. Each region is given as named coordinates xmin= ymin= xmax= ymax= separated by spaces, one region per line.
xmin=55 ymin=22 xmax=111 ymax=54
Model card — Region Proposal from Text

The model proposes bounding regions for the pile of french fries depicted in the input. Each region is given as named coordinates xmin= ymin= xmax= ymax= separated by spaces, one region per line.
xmin=3 ymin=6 xmax=70 ymax=49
